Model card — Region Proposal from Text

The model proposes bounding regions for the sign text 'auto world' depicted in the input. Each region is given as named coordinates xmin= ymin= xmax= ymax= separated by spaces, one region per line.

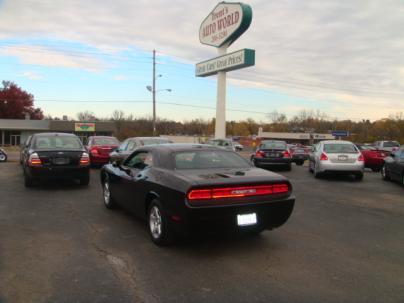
xmin=201 ymin=7 xmax=240 ymax=44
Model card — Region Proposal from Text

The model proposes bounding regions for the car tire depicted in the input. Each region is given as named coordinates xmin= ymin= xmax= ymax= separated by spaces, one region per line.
xmin=355 ymin=172 xmax=364 ymax=181
xmin=147 ymin=199 xmax=174 ymax=246
xmin=371 ymin=167 xmax=380 ymax=172
xmin=401 ymin=174 xmax=404 ymax=187
xmin=24 ymin=174 xmax=34 ymax=188
xmin=296 ymin=161 xmax=304 ymax=166
xmin=309 ymin=161 xmax=314 ymax=173
xmin=0 ymin=153 xmax=7 ymax=162
xmin=102 ymin=176 xmax=117 ymax=209
xmin=381 ymin=165 xmax=390 ymax=181
xmin=314 ymin=163 xmax=321 ymax=179
xmin=79 ymin=173 xmax=90 ymax=186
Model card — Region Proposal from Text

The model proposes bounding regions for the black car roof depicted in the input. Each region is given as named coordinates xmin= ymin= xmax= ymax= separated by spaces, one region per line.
xmin=143 ymin=143 xmax=222 ymax=152
xmin=126 ymin=137 xmax=171 ymax=140
xmin=33 ymin=132 xmax=78 ymax=137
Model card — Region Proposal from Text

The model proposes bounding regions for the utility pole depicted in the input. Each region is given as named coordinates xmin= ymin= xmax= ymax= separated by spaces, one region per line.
xmin=152 ymin=49 xmax=156 ymax=136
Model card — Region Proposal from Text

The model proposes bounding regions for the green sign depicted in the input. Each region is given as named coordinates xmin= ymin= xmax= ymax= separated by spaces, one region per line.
xmin=195 ymin=48 xmax=255 ymax=77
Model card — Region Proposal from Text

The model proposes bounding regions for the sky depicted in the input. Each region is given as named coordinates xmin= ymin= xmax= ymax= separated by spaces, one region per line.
xmin=0 ymin=0 xmax=403 ymax=122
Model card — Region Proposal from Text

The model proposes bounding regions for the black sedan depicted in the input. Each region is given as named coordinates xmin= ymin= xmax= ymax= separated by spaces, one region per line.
xmin=101 ymin=144 xmax=295 ymax=245
xmin=21 ymin=133 xmax=90 ymax=187
xmin=381 ymin=148 xmax=404 ymax=186
xmin=251 ymin=140 xmax=292 ymax=171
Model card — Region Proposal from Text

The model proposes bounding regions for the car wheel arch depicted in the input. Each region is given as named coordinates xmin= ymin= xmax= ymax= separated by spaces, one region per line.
xmin=145 ymin=191 xmax=160 ymax=216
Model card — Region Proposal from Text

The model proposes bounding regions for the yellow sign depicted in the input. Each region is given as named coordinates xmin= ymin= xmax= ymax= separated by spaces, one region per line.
xmin=75 ymin=122 xmax=95 ymax=132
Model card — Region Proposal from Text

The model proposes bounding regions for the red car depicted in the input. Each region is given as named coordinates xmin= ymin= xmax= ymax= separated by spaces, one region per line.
xmin=86 ymin=136 xmax=120 ymax=166
xmin=356 ymin=144 xmax=389 ymax=172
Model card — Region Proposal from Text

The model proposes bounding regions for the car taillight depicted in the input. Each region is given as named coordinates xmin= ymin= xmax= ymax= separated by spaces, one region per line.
xmin=320 ymin=153 xmax=328 ymax=161
xmin=187 ymin=184 xmax=289 ymax=201
xmin=90 ymin=147 xmax=98 ymax=155
xmin=79 ymin=153 xmax=90 ymax=166
xmin=28 ymin=153 xmax=42 ymax=166
xmin=358 ymin=153 xmax=364 ymax=161
xmin=283 ymin=150 xmax=291 ymax=158
xmin=255 ymin=150 xmax=265 ymax=158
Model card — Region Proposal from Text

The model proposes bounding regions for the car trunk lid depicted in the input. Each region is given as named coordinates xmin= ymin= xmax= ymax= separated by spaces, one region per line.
xmin=36 ymin=150 xmax=84 ymax=166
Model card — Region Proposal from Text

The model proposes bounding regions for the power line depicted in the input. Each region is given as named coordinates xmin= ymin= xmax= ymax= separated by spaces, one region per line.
xmin=34 ymin=98 xmax=268 ymax=115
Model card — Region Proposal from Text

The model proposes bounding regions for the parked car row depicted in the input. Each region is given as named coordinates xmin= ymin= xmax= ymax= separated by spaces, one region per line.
xmin=17 ymin=132 xmax=296 ymax=246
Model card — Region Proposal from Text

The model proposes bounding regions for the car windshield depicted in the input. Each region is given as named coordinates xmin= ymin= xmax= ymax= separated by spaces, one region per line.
xmin=383 ymin=141 xmax=400 ymax=147
xmin=141 ymin=139 xmax=170 ymax=146
xmin=174 ymin=150 xmax=250 ymax=169
xmin=260 ymin=142 xmax=287 ymax=150
xmin=93 ymin=137 xmax=119 ymax=145
xmin=33 ymin=136 xmax=82 ymax=149
xmin=324 ymin=144 xmax=358 ymax=153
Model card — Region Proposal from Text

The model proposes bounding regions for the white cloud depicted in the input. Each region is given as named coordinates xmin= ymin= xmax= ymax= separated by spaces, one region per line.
xmin=0 ymin=45 xmax=105 ymax=72
xmin=21 ymin=71 xmax=42 ymax=80
xmin=112 ymin=74 xmax=127 ymax=81
xmin=0 ymin=0 xmax=403 ymax=120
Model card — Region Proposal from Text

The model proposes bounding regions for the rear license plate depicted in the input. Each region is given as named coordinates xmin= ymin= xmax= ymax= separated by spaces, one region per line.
xmin=53 ymin=158 xmax=69 ymax=165
xmin=338 ymin=155 xmax=348 ymax=161
xmin=267 ymin=153 xmax=277 ymax=157
xmin=237 ymin=213 xmax=257 ymax=226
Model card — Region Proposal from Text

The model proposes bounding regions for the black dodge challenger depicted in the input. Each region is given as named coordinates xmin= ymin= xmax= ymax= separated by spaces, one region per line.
xmin=100 ymin=144 xmax=295 ymax=245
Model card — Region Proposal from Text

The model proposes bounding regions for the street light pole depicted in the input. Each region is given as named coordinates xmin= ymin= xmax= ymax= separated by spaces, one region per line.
xmin=152 ymin=49 xmax=156 ymax=136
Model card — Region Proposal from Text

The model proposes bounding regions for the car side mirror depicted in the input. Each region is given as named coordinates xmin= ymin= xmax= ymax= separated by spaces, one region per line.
xmin=112 ymin=159 xmax=122 ymax=167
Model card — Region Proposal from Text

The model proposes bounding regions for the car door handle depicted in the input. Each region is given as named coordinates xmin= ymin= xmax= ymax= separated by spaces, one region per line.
xmin=136 ymin=174 xmax=148 ymax=180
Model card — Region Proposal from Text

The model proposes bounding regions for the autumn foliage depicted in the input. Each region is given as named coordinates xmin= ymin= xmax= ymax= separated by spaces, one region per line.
xmin=0 ymin=81 xmax=43 ymax=120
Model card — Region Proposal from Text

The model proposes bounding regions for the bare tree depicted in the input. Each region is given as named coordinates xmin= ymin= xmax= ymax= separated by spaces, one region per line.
xmin=77 ymin=110 xmax=96 ymax=121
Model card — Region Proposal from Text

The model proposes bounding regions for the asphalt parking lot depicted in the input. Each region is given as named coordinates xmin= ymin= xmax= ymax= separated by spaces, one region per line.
xmin=0 ymin=161 xmax=403 ymax=303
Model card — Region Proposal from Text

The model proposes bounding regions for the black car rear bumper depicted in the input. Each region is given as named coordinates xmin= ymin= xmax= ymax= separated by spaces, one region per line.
xmin=25 ymin=165 xmax=90 ymax=179
xmin=292 ymin=155 xmax=308 ymax=162
xmin=170 ymin=197 xmax=295 ymax=235
xmin=253 ymin=158 xmax=291 ymax=167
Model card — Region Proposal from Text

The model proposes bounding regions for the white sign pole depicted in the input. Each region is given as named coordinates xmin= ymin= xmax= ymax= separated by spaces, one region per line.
xmin=215 ymin=46 xmax=227 ymax=139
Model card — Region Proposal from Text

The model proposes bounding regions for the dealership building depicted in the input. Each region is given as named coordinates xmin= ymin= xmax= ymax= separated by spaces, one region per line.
xmin=0 ymin=119 xmax=116 ymax=146
xmin=258 ymin=128 xmax=335 ymax=145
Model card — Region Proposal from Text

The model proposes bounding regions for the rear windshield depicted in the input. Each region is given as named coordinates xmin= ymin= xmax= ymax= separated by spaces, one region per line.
xmin=324 ymin=144 xmax=358 ymax=153
xmin=33 ymin=136 xmax=82 ymax=150
xmin=174 ymin=150 xmax=250 ymax=170
xmin=260 ymin=142 xmax=287 ymax=150
xmin=383 ymin=141 xmax=400 ymax=147
xmin=358 ymin=145 xmax=376 ymax=151
xmin=93 ymin=137 xmax=119 ymax=145
xmin=141 ymin=139 xmax=171 ymax=146
xmin=208 ymin=140 xmax=232 ymax=147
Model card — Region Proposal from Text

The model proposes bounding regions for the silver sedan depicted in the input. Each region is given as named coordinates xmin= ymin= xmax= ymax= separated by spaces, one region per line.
xmin=309 ymin=140 xmax=365 ymax=180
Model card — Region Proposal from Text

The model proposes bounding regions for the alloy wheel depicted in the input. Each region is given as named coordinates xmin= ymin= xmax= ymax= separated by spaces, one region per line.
xmin=0 ymin=154 xmax=6 ymax=161
xmin=149 ymin=206 xmax=162 ymax=239
xmin=103 ymin=181 xmax=111 ymax=206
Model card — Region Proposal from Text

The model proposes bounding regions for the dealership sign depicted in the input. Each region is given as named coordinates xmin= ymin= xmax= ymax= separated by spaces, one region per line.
xmin=199 ymin=2 xmax=252 ymax=48
xmin=75 ymin=122 xmax=95 ymax=132
xmin=197 ymin=2 xmax=254 ymax=139
xmin=196 ymin=49 xmax=255 ymax=77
